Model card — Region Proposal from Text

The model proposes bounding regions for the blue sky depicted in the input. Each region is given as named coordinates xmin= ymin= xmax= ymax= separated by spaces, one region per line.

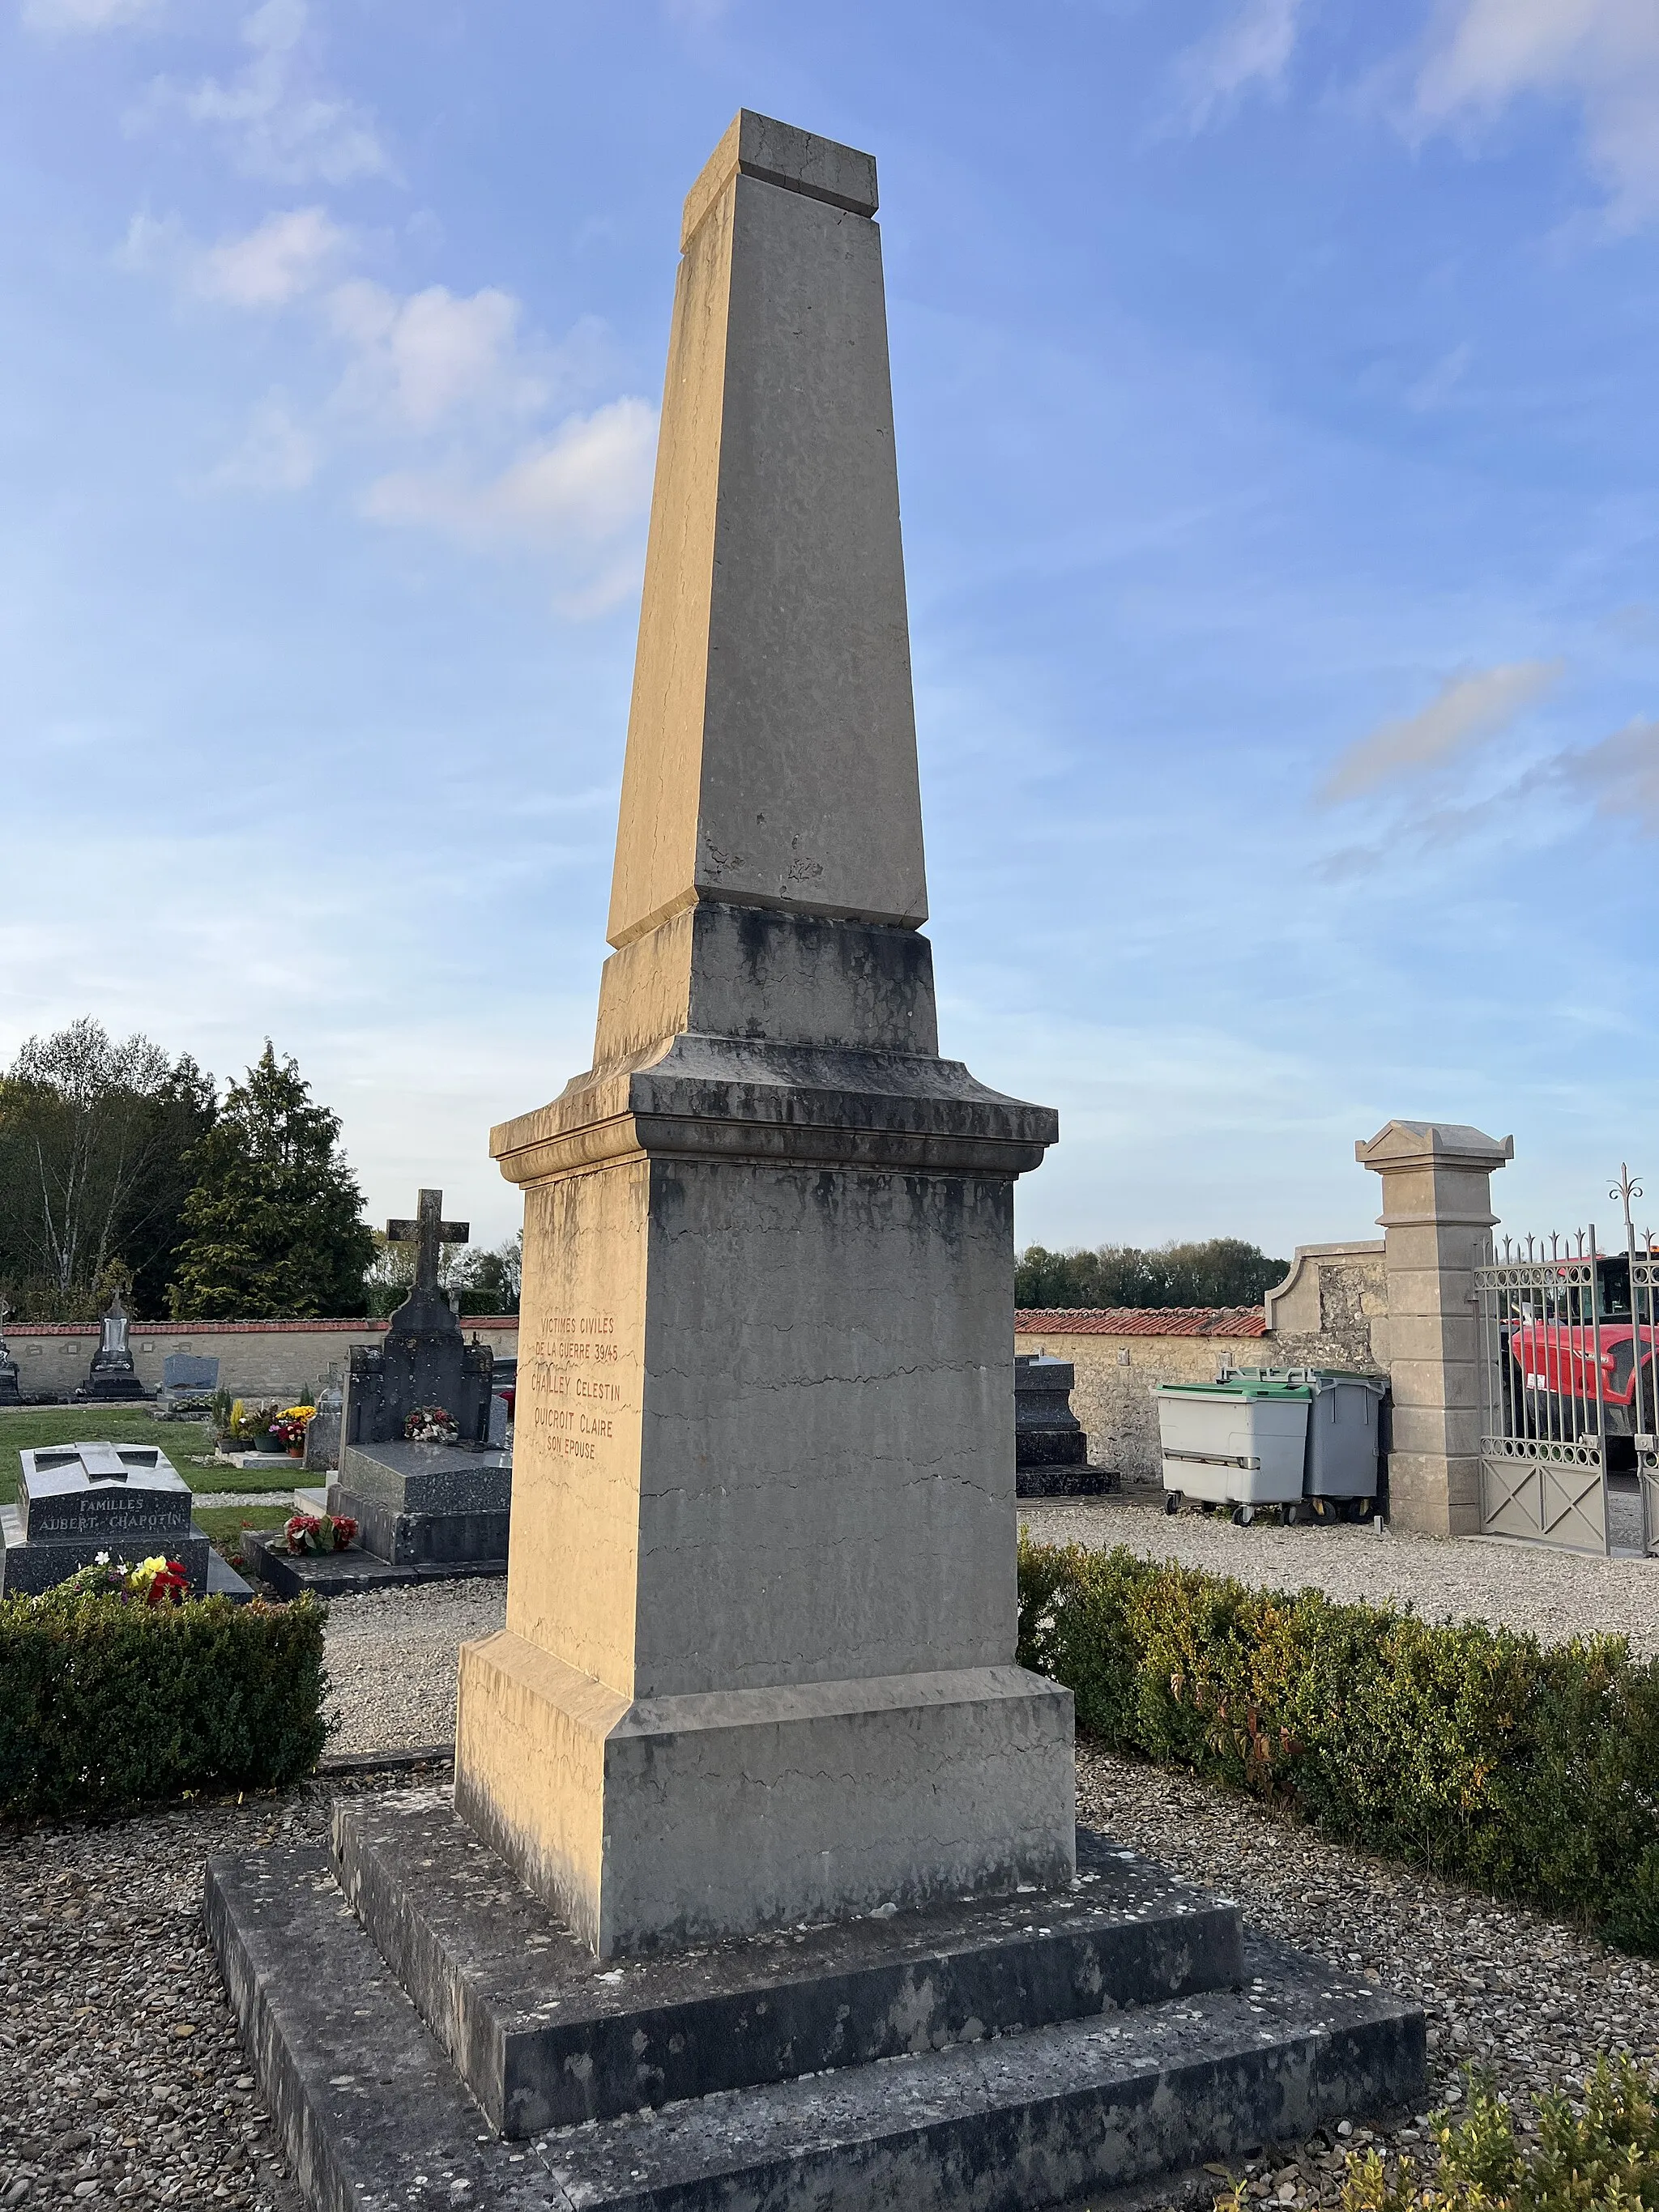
xmin=4 ymin=0 xmax=1659 ymax=1260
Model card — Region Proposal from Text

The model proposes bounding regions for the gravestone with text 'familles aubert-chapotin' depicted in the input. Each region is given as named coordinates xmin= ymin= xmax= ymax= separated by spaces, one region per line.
xmin=205 ymin=111 xmax=1424 ymax=2212
xmin=1 ymin=1439 xmax=249 ymax=1599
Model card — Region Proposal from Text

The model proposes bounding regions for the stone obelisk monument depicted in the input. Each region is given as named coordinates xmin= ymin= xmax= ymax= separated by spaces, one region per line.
xmin=455 ymin=110 xmax=1075 ymax=1956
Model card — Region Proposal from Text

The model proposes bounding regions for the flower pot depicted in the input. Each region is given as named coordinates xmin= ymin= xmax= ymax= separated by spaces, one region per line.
xmin=287 ymin=1447 xmax=303 ymax=1460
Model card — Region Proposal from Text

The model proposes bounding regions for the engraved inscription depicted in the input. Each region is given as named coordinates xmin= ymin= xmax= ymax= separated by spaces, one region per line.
xmin=527 ymin=1312 xmax=626 ymax=1460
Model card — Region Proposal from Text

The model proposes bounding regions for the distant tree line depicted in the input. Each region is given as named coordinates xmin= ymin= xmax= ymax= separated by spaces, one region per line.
xmin=0 ymin=1022 xmax=521 ymax=1323
xmin=1014 ymin=1237 xmax=1289 ymax=1311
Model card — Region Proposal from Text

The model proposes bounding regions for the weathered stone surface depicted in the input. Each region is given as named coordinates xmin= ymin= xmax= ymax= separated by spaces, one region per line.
xmin=205 ymin=1841 xmax=1426 ymax=2212
xmin=334 ymin=1796 xmax=1246 ymax=2137
xmin=457 ymin=109 xmax=1071 ymax=1955
xmin=607 ymin=121 xmax=923 ymax=950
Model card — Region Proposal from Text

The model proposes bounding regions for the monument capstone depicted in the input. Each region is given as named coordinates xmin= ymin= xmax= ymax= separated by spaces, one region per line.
xmin=206 ymin=112 xmax=1425 ymax=2212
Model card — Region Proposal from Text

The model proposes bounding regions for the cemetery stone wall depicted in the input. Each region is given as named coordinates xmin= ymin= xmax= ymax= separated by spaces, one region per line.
xmin=3 ymin=1316 xmax=521 ymax=1404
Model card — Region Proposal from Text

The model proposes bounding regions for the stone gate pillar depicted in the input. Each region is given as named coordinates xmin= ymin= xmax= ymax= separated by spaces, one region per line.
xmin=1357 ymin=1120 xmax=1513 ymax=1537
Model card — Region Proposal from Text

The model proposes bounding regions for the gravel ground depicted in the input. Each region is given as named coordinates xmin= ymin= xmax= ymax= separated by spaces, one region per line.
xmin=0 ymin=1768 xmax=446 ymax=2212
xmin=321 ymin=1582 xmax=506 ymax=1754
xmin=1021 ymin=1494 xmax=1659 ymax=1655
xmin=1076 ymin=1740 xmax=1659 ymax=2203
xmin=4 ymin=1750 xmax=1652 ymax=2212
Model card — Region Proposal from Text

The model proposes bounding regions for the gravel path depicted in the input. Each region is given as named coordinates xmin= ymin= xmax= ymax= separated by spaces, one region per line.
xmin=4 ymin=1750 xmax=1652 ymax=2212
xmin=322 ymin=1582 xmax=506 ymax=1754
xmin=1021 ymin=1495 xmax=1659 ymax=1655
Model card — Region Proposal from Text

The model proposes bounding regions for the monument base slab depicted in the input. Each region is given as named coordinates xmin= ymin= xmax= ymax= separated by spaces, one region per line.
xmin=206 ymin=1824 xmax=1426 ymax=2212
xmin=240 ymin=1532 xmax=507 ymax=1597
xmin=454 ymin=1631 xmax=1077 ymax=1956
xmin=332 ymin=1792 xmax=1245 ymax=2137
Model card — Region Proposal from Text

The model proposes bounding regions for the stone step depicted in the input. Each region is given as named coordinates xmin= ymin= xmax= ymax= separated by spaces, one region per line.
xmin=206 ymin=1846 xmax=1424 ymax=2212
xmin=332 ymin=1796 xmax=1247 ymax=2135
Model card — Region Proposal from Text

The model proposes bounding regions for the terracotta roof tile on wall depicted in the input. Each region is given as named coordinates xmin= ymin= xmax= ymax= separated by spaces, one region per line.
xmin=1015 ymin=1307 xmax=1269 ymax=1339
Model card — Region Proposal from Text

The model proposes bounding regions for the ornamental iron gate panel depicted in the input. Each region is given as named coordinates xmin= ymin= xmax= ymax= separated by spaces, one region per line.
xmin=1476 ymin=1168 xmax=1659 ymax=1557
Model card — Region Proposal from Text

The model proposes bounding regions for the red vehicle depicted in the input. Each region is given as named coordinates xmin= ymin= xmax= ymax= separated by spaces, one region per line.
xmin=1509 ymin=1253 xmax=1659 ymax=1464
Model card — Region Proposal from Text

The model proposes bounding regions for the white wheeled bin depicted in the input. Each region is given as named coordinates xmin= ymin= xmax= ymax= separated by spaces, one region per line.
xmin=1154 ymin=1376 xmax=1311 ymax=1524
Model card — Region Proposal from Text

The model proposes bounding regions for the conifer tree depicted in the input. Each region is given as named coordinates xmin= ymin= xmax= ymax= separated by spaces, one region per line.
xmin=168 ymin=1043 xmax=374 ymax=1319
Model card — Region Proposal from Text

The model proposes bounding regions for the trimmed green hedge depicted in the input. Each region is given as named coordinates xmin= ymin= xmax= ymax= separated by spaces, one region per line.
xmin=0 ymin=1592 xmax=330 ymax=1818
xmin=1018 ymin=1536 xmax=1659 ymax=1954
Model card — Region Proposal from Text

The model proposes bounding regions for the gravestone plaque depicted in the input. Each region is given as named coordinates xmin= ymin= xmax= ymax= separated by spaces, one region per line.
xmin=347 ymin=1190 xmax=493 ymax=1446
xmin=0 ymin=1298 xmax=19 ymax=1407
xmin=164 ymin=1352 xmax=220 ymax=1392
xmin=1 ymin=1441 xmax=211 ymax=1596
xmin=84 ymin=1287 xmax=146 ymax=1402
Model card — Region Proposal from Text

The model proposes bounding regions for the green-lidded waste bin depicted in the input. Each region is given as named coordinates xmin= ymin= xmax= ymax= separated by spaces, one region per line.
xmin=1154 ymin=1375 xmax=1311 ymax=1523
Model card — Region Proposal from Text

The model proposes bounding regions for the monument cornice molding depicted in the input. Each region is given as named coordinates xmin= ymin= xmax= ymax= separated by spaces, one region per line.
xmin=492 ymin=1032 xmax=1056 ymax=1187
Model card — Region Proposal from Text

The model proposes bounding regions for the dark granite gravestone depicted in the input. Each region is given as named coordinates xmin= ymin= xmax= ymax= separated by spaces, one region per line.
xmin=83 ymin=1288 xmax=147 ymax=1402
xmin=1014 ymin=1353 xmax=1109 ymax=1497
xmin=344 ymin=1190 xmax=493 ymax=1447
xmin=164 ymin=1351 xmax=219 ymax=1392
xmin=242 ymin=1193 xmax=510 ymax=1596
xmin=0 ymin=1298 xmax=20 ymax=1407
xmin=0 ymin=1440 xmax=249 ymax=1600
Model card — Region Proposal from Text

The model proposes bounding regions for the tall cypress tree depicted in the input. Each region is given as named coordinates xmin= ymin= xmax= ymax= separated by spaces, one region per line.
xmin=168 ymin=1043 xmax=375 ymax=1319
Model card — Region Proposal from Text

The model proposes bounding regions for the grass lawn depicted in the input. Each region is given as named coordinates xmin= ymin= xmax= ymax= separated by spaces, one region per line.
xmin=193 ymin=1502 xmax=291 ymax=1563
xmin=0 ymin=1407 xmax=224 ymax=1506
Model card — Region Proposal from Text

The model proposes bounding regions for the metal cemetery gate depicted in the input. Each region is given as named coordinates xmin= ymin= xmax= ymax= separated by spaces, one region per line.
xmin=1476 ymin=1169 xmax=1659 ymax=1556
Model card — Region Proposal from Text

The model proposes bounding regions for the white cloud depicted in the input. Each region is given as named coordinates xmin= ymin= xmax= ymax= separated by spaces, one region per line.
xmin=125 ymin=206 xmax=348 ymax=307
xmin=207 ymin=397 xmax=318 ymax=492
xmin=1417 ymin=0 xmax=1659 ymax=225
xmin=1320 ymin=659 xmax=1564 ymax=801
xmin=22 ymin=0 xmax=158 ymax=28
xmin=326 ymin=280 xmax=544 ymax=434
xmin=361 ymin=397 xmax=658 ymax=567
xmin=1177 ymin=0 xmax=1311 ymax=126
xmin=158 ymin=0 xmax=391 ymax=185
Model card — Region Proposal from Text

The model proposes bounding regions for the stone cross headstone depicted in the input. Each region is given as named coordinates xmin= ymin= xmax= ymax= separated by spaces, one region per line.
xmin=0 ymin=1297 xmax=19 ymax=1407
xmin=344 ymin=1188 xmax=493 ymax=1446
xmin=455 ymin=110 xmax=1074 ymax=1958
xmin=85 ymin=1286 xmax=145 ymax=1401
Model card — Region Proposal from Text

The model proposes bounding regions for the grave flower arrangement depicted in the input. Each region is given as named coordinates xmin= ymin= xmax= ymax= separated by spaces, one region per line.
xmin=222 ymin=1397 xmax=281 ymax=1450
xmin=34 ymin=1553 xmax=190 ymax=1609
xmin=282 ymin=1512 xmax=358 ymax=1556
xmin=268 ymin=1406 xmax=315 ymax=1456
xmin=404 ymin=1405 xmax=458 ymax=1443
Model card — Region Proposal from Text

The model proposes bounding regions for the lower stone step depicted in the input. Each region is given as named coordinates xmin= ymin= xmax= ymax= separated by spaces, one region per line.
xmin=333 ymin=1796 xmax=1247 ymax=2134
xmin=207 ymin=1845 xmax=1424 ymax=2212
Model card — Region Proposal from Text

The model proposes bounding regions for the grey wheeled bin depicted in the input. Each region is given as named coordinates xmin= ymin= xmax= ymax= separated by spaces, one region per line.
xmin=1222 ymin=1366 xmax=1385 ymax=1522
xmin=1301 ymin=1370 xmax=1384 ymax=1520
xmin=1154 ymin=1376 xmax=1311 ymax=1524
